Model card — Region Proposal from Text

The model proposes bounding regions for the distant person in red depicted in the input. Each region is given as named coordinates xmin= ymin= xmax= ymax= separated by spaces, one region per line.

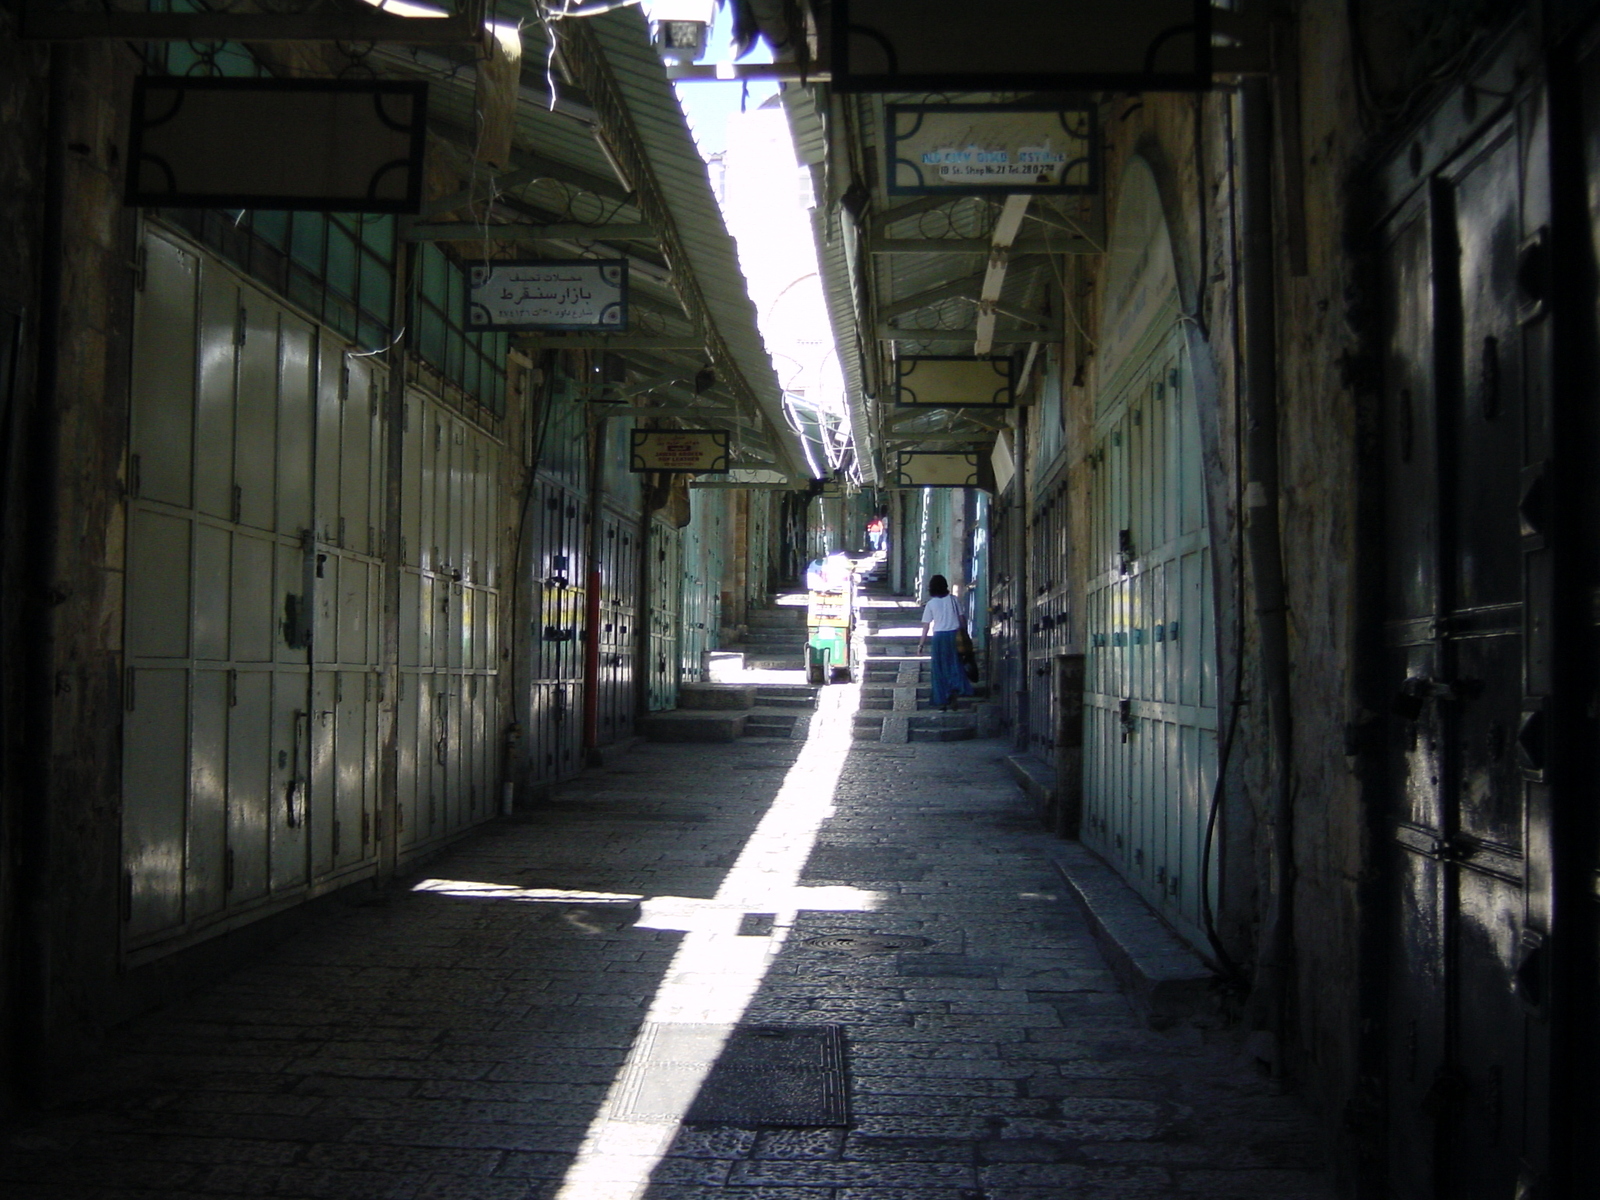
xmin=866 ymin=515 xmax=885 ymax=553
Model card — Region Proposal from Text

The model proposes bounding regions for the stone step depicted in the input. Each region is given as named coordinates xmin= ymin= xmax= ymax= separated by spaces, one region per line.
xmin=909 ymin=720 xmax=977 ymax=743
xmin=740 ymin=631 xmax=807 ymax=646
xmin=752 ymin=684 xmax=817 ymax=699
xmin=677 ymin=682 xmax=755 ymax=711
xmin=747 ymin=611 xmax=806 ymax=629
xmin=641 ymin=710 xmax=747 ymax=743
xmin=743 ymin=710 xmax=800 ymax=738
xmin=754 ymin=694 xmax=815 ymax=711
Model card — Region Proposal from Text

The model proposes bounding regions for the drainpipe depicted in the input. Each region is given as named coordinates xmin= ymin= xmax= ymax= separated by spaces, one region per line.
xmin=582 ymin=402 xmax=605 ymax=767
xmin=1239 ymin=77 xmax=1295 ymax=1053
xmin=16 ymin=44 xmax=69 ymax=1104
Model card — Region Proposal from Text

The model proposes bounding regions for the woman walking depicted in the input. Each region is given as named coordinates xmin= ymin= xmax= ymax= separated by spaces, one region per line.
xmin=917 ymin=574 xmax=974 ymax=711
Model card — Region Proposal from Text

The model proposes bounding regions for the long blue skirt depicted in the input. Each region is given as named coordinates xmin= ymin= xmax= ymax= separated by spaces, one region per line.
xmin=929 ymin=629 xmax=974 ymax=706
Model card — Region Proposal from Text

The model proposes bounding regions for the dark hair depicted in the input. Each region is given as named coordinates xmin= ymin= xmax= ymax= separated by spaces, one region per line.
xmin=928 ymin=574 xmax=949 ymax=597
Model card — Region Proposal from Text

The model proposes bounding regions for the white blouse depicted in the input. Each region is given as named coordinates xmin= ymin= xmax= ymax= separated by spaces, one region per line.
xmin=921 ymin=595 xmax=964 ymax=633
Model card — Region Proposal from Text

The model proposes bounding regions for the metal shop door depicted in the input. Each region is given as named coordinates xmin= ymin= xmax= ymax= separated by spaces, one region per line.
xmin=1376 ymin=90 xmax=1554 ymax=1198
xmin=397 ymin=391 xmax=503 ymax=850
xmin=597 ymin=507 xmax=638 ymax=745
xmin=526 ymin=479 xmax=584 ymax=783
xmin=1027 ymin=476 xmax=1072 ymax=765
xmin=1082 ymin=325 xmax=1216 ymax=949
xmin=647 ymin=517 xmax=681 ymax=712
xmin=123 ymin=232 xmax=384 ymax=951
xmin=680 ymin=491 xmax=723 ymax=683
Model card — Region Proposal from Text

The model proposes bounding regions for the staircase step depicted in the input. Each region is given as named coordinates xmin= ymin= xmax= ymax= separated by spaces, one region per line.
xmin=678 ymin=682 xmax=755 ymax=711
xmin=642 ymin=710 xmax=747 ymax=743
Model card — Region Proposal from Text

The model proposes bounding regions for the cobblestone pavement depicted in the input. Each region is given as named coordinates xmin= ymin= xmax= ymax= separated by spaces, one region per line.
xmin=2 ymin=684 xmax=1335 ymax=1200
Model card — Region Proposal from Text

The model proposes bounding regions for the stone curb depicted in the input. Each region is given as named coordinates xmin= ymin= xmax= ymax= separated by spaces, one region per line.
xmin=1049 ymin=841 xmax=1219 ymax=1029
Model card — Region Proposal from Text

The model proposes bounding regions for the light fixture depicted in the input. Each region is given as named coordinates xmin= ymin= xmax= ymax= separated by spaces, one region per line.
xmin=645 ymin=0 xmax=715 ymax=63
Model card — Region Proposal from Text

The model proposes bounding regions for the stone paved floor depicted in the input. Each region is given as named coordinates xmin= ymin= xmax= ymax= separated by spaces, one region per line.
xmin=1 ymin=683 xmax=1335 ymax=1200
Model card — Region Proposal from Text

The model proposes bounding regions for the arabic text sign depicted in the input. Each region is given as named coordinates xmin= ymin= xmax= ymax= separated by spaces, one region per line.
xmin=467 ymin=259 xmax=627 ymax=331
xmin=888 ymin=104 xmax=1097 ymax=195
xmin=629 ymin=429 xmax=730 ymax=474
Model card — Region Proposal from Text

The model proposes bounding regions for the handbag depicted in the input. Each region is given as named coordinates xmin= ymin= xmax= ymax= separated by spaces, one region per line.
xmin=953 ymin=601 xmax=979 ymax=681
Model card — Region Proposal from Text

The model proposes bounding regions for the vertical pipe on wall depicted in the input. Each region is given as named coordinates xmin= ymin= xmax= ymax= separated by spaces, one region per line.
xmin=1238 ymin=78 xmax=1295 ymax=1047
xmin=15 ymin=44 xmax=68 ymax=1103
xmin=1014 ymin=411 xmax=1030 ymax=750
xmin=582 ymin=406 xmax=604 ymax=766
xmin=378 ymin=242 xmax=411 ymax=879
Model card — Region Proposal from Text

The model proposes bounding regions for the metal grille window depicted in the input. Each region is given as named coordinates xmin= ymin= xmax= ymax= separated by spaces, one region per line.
xmin=159 ymin=209 xmax=397 ymax=355
xmin=414 ymin=244 xmax=508 ymax=419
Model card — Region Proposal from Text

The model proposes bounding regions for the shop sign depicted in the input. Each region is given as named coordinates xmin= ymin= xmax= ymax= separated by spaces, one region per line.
xmin=629 ymin=429 xmax=730 ymax=474
xmin=467 ymin=259 xmax=628 ymax=331
xmin=895 ymin=355 xmax=1014 ymax=409
xmin=892 ymin=451 xmax=986 ymax=489
xmin=887 ymin=103 xmax=1096 ymax=195
xmin=831 ymin=0 xmax=1212 ymax=93
xmin=126 ymin=77 xmax=427 ymax=213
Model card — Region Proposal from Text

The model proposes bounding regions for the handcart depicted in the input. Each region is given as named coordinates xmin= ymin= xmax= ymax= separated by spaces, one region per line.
xmin=806 ymin=579 xmax=855 ymax=684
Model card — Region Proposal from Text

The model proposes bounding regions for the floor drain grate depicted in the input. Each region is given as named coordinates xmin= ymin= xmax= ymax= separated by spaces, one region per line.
xmin=804 ymin=933 xmax=931 ymax=954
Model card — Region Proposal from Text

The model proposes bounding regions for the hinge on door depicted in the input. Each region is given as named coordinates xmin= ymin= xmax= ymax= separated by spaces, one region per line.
xmin=234 ymin=306 xmax=247 ymax=348
xmin=364 ymin=672 xmax=375 ymax=703
xmin=337 ymin=516 xmax=346 ymax=547
xmin=128 ymin=454 xmax=141 ymax=499
xmin=130 ymin=245 xmax=147 ymax=292
xmin=335 ymin=674 xmax=344 ymax=704
xmin=224 ymin=847 xmax=235 ymax=892
xmin=228 ymin=669 xmax=238 ymax=707
xmin=231 ymin=484 xmax=242 ymax=524
xmin=332 ymin=818 xmax=341 ymax=856
xmin=121 ymin=869 xmax=133 ymax=922
xmin=124 ymin=666 xmax=136 ymax=711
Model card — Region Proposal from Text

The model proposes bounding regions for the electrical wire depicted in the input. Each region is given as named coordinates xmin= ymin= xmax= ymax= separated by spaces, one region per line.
xmin=1198 ymin=92 xmax=1249 ymax=991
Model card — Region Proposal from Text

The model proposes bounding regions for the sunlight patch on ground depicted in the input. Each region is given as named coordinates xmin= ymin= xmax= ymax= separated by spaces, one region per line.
xmin=553 ymin=678 xmax=872 ymax=1200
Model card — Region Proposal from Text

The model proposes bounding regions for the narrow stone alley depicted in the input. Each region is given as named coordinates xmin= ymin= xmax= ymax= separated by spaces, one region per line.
xmin=0 ymin=673 xmax=1334 ymax=1200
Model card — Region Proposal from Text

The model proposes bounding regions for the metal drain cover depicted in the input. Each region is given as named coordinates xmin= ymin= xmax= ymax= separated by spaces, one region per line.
xmin=613 ymin=1023 xmax=849 ymax=1127
xmin=804 ymin=933 xmax=931 ymax=954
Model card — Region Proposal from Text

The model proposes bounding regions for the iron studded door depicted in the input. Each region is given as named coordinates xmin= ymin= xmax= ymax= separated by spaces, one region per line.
xmin=1377 ymin=100 xmax=1552 ymax=1198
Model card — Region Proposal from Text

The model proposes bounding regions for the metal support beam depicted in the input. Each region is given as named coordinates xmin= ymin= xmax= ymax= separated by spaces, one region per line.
xmin=878 ymin=267 xmax=990 ymax=322
xmin=975 ymin=194 xmax=1030 ymax=356
xmin=877 ymin=324 xmax=1060 ymax=343
xmin=420 ymin=113 xmax=635 ymax=205
xmin=885 ymin=436 xmax=994 ymax=448
xmin=404 ymin=222 xmax=657 ymax=242
xmin=520 ymin=335 xmax=704 ymax=350
xmin=20 ymin=8 xmax=484 ymax=42
xmin=621 ymin=405 xmax=738 ymax=419
xmin=667 ymin=63 xmax=832 ymax=82
xmin=868 ymin=195 xmax=962 ymax=239
xmin=871 ymin=237 xmax=1091 ymax=255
